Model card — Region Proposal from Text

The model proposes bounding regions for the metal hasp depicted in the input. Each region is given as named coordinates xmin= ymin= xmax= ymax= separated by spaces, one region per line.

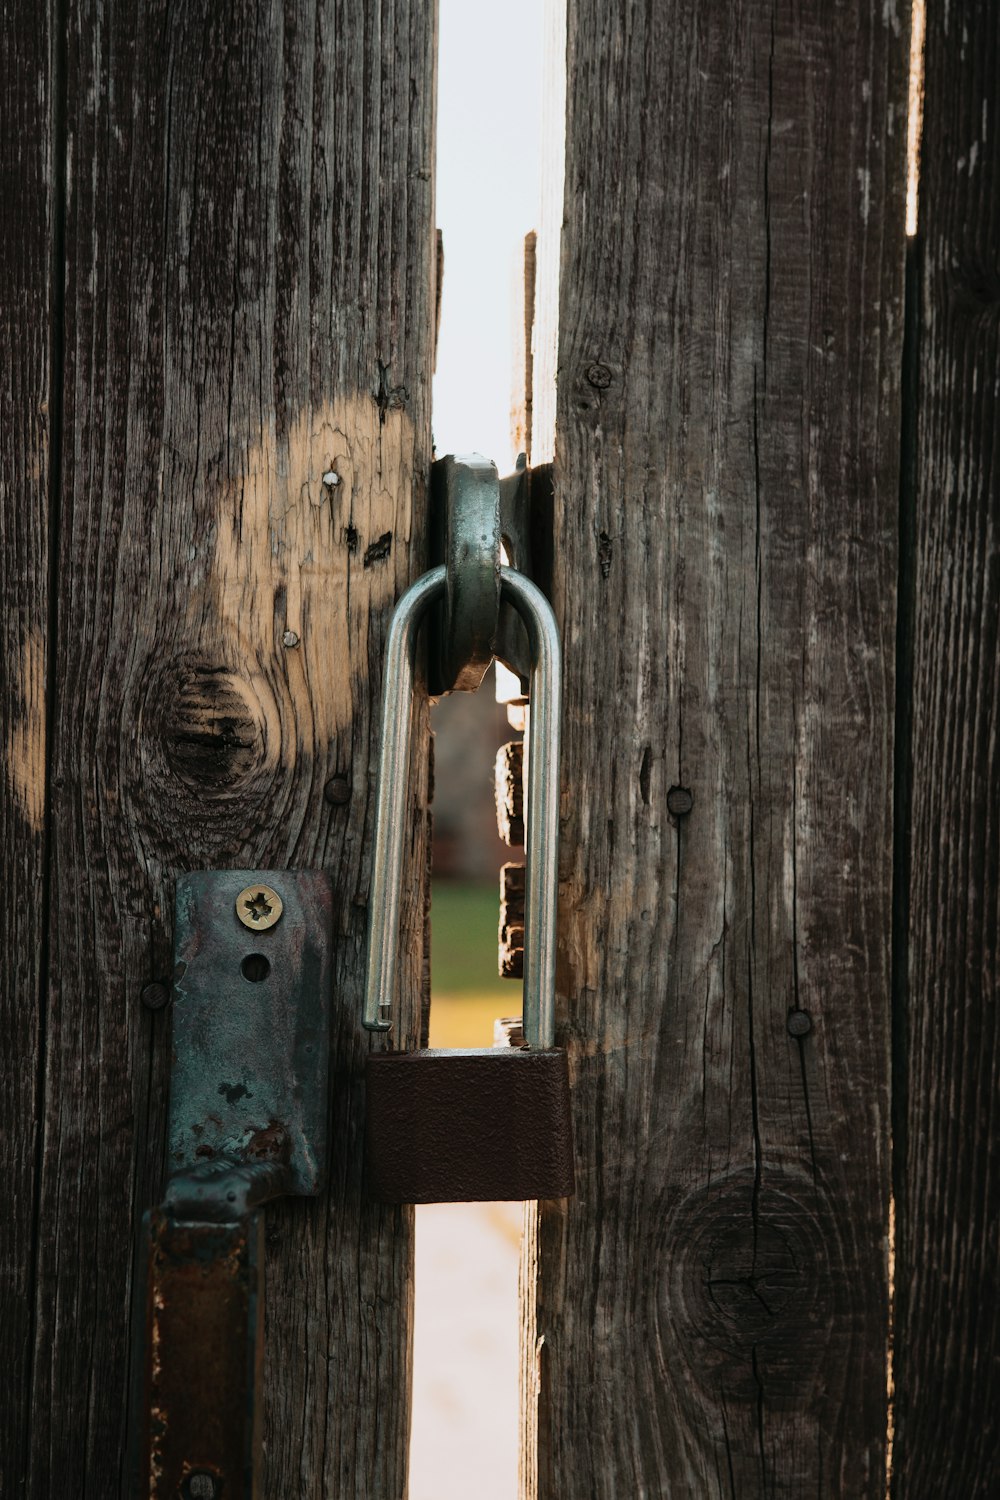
xmin=132 ymin=870 xmax=332 ymax=1500
xmin=428 ymin=451 xmax=553 ymax=695
xmin=428 ymin=452 xmax=501 ymax=693
xmin=496 ymin=454 xmax=554 ymax=693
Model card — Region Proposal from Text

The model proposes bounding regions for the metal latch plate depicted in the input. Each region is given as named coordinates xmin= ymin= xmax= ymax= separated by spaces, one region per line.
xmin=169 ymin=870 xmax=332 ymax=1197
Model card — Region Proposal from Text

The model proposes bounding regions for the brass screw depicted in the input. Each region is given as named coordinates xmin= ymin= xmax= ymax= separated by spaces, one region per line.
xmin=235 ymin=884 xmax=283 ymax=931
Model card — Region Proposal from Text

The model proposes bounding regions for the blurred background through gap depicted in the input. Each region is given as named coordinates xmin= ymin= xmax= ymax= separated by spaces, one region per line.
xmin=408 ymin=2 xmax=544 ymax=1496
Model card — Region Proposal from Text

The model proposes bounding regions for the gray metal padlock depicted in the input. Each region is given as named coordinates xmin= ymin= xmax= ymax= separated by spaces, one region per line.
xmin=362 ymin=564 xmax=574 ymax=1203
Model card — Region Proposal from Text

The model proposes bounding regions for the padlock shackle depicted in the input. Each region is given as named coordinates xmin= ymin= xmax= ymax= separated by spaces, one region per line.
xmin=363 ymin=564 xmax=561 ymax=1050
xmin=501 ymin=568 xmax=561 ymax=1050
xmin=363 ymin=564 xmax=445 ymax=1039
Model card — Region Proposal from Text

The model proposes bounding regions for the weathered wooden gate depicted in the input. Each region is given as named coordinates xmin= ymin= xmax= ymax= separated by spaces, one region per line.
xmin=1 ymin=1 xmax=996 ymax=1496
xmin=2 ymin=3 xmax=435 ymax=1494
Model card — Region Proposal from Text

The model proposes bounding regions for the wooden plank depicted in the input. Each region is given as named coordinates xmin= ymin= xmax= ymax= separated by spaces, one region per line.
xmin=26 ymin=2 xmax=436 ymax=1494
xmin=895 ymin=4 xmax=1000 ymax=1491
xmin=511 ymin=231 xmax=537 ymax=460
xmin=528 ymin=0 xmax=909 ymax=1493
xmin=0 ymin=3 xmax=55 ymax=1492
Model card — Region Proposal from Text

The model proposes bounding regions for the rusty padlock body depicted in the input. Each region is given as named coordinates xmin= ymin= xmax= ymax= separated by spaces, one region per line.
xmin=365 ymin=1047 xmax=572 ymax=1202
xmin=362 ymin=559 xmax=574 ymax=1203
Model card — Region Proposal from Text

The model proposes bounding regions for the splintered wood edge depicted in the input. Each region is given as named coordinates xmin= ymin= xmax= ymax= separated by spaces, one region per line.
xmin=494 ymin=1015 xmax=527 ymax=1049
xmin=499 ymin=861 xmax=526 ymax=979
xmin=511 ymin=229 xmax=537 ymax=460
xmin=495 ymin=740 xmax=525 ymax=845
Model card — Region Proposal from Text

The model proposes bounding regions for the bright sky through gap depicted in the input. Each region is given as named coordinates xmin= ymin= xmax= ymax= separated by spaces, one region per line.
xmin=410 ymin=9 xmax=545 ymax=1500
xmin=432 ymin=0 xmax=545 ymax=473
xmin=906 ymin=0 xmax=925 ymax=237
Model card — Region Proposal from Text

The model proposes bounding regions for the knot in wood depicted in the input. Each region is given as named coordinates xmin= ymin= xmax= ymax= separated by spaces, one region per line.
xmin=660 ymin=1169 xmax=834 ymax=1403
xmin=157 ymin=663 xmax=268 ymax=796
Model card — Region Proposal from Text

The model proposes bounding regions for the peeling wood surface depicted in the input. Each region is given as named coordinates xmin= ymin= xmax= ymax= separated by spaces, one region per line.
xmin=527 ymin=0 xmax=909 ymax=1493
xmin=8 ymin=2 xmax=437 ymax=1495
xmin=895 ymin=5 xmax=1000 ymax=1493
xmin=0 ymin=3 xmax=54 ymax=1492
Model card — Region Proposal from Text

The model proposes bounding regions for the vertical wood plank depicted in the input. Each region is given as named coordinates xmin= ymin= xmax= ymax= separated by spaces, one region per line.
xmin=510 ymin=231 xmax=536 ymax=460
xmin=895 ymin=4 xmax=1000 ymax=1492
xmin=529 ymin=1 xmax=909 ymax=1492
xmin=26 ymin=2 xmax=436 ymax=1494
xmin=0 ymin=3 xmax=55 ymax=1493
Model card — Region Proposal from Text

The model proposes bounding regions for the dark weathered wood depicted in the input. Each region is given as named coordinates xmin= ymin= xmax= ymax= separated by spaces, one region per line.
xmin=895 ymin=5 xmax=1000 ymax=1493
xmin=24 ymin=2 xmax=436 ymax=1495
xmin=528 ymin=0 xmax=909 ymax=1493
xmin=0 ymin=4 xmax=55 ymax=1492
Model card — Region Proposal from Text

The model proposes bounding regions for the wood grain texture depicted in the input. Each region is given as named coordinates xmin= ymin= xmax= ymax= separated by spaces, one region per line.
xmin=0 ymin=3 xmax=55 ymax=1492
xmin=528 ymin=1 xmax=909 ymax=1493
xmin=24 ymin=2 xmax=436 ymax=1495
xmin=895 ymin=5 xmax=1000 ymax=1493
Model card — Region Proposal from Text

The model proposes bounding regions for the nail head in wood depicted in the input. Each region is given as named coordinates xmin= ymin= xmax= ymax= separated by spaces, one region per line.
xmin=666 ymin=785 xmax=694 ymax=817
xmin=585 ymin=362 xmax=613 ymax=389
xmin=141 ymin=981 xmax=171 ymax=1011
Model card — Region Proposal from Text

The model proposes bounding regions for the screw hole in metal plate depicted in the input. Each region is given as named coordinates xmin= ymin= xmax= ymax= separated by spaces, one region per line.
xmin=240 ymin=953 xmax=271 ymax=983
xmin=184 ymin=1474 xmax=220 ymax=1500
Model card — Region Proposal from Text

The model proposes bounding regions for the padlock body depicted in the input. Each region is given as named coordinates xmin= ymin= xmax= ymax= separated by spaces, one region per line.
xmin=365 ymin=1047 xmax=574 ymax=1203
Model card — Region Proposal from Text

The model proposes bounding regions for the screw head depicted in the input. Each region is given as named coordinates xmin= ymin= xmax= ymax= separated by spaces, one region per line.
xmin=235 ymin=884 xmax=283 ymax=931
xmin=787 ymin=1009 xmax=812 ymax=1038
xmin=140 ymin=981 xmax=171 ymax=1011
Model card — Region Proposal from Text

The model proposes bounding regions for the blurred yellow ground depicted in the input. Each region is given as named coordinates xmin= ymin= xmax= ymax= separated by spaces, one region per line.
xmin=409 ymin=884 xmax=523 ymax=1499
xmin=427 ymin=993 xmax=509 ymax=1048
xmin=426 ymin=879 xmax=521 ymax=1049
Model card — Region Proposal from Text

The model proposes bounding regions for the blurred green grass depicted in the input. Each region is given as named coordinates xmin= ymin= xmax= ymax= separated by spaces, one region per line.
xmin=430 ymin=880 xmax=512 ymax=997
xmin=429 ymin=880 xmax=521 ymax=1047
